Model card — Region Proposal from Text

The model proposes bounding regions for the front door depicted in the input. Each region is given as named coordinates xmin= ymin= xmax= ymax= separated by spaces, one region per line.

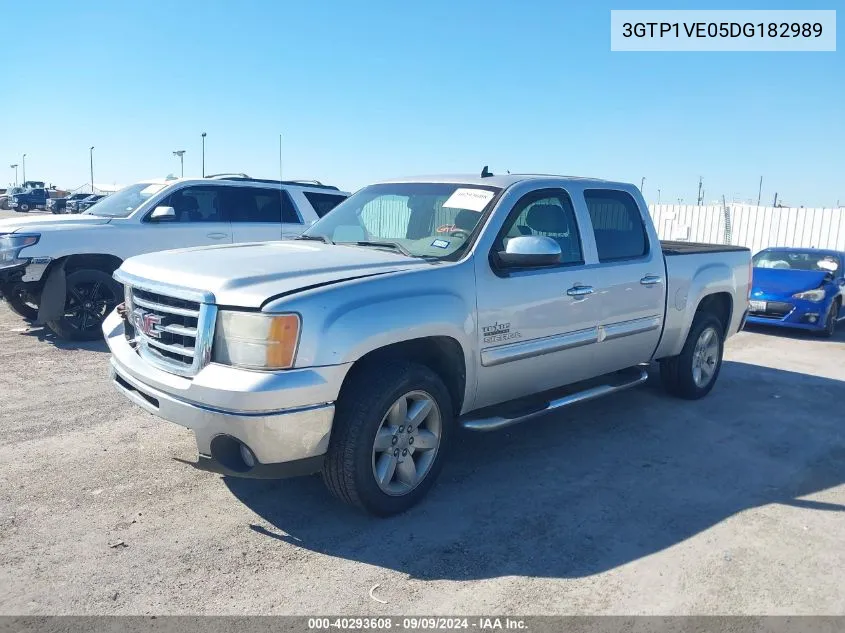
xmin=474 ymin=188 xmax=602 ymax=409
xmin=142 ymin=185 xmax=233 ymax=254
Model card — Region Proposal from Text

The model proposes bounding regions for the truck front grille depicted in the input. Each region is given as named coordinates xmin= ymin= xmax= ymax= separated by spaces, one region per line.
xmin=128 ymin=286 xmax=217 ymax=377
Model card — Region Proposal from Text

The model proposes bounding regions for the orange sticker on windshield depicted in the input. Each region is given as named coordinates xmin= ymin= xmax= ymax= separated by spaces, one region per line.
xmin=437 ymin=224 xmax=457 ymax=233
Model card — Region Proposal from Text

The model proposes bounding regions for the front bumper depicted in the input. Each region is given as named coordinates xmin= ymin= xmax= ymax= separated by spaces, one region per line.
xmin=0 ymin=263 xmax=27 ymax=288
xmin=745 ymin=297 xmax=830 ymax=331
xmin=103 ymin=310 xmax=350 ymax=475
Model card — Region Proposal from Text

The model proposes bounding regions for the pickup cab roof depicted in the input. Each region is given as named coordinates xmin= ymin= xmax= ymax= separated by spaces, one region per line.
xmin=378 ymin=173 xmax=619 ymax=189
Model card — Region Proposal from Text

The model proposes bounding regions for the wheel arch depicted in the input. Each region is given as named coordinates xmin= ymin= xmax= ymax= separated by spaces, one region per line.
xmin=36 ymin=253 xmax=125 ymax=323
xmin=695 ymin=291 xmax=733 ymax=338
xmin=338 ymin=336 xmax=468 ymax=417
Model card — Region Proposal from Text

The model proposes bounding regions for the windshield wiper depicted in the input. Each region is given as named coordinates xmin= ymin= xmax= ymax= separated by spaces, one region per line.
xmin=352 ymin=240 xmax=413 ymax=257
xmin=296 ymin=234 xmax=334 ymax=244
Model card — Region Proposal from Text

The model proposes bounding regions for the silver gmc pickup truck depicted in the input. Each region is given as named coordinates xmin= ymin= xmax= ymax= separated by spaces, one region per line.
xmin=104 ymin=172 xmax=751 ymax=515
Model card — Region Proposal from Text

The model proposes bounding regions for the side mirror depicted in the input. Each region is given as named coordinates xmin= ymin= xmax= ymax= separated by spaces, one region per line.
xmin=150 ymin=206 xmax=176 ymax=221
xmin=497 ymin=235 xmax=561 ymax=268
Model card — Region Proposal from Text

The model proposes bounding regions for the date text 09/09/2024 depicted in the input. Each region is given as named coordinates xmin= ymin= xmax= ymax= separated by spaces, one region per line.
xmin=307 ymin=617 xmax=527 ymax=630
xmin=622 ymin=22 xmax=823 ymax=39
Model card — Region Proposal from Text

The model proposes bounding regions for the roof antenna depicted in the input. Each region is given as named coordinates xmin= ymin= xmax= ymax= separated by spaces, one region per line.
xmin=481 ymin=165 xmax=493 ymax=178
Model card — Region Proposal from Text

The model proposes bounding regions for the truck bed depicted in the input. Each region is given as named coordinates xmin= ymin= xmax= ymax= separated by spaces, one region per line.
xmin=661 ymin=240 xmax=750 ymax=256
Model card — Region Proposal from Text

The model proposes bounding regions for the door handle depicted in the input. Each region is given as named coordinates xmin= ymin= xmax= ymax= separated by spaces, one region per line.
xmin=207 ymin=232 xmax=228 ymax=240
xmin=566 ymin=285 xmax=594 ymax=297
xmin=640 ymin=275 xmax=663 ymax=286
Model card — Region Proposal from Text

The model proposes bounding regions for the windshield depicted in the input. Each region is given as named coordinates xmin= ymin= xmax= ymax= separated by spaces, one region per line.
xmin=83 ymin=182 xmax=167 ymax=218
xmin=753 ymin=250 xmax=840 ymax=273
xmin=301 ymin=182 xmax=501 ymax=259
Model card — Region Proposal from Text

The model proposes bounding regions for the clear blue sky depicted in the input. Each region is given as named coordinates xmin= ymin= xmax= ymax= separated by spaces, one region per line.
xmin=2 ymin=0 xmax=842 ymax=206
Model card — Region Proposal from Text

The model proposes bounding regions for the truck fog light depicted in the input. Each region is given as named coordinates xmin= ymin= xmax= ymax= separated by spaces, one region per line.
xmin=807 ymin=315 xmax=818 ymax=323
xmin=239 ymin=443 xmax=256 ymax=468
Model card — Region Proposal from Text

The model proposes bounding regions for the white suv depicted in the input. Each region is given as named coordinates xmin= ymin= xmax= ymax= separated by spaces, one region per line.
xmin=0 ymin=174 xmax=349 ymax=340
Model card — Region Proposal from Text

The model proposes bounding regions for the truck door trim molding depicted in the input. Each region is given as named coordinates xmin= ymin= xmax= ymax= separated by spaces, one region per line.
xmin=598 ymin=315 xmax=662 ymax=342
xmin=480 ymin=326 xmax=598 ymax=367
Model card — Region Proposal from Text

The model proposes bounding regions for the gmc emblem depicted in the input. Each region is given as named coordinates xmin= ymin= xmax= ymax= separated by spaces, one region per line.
xmin=132 ymin=308 xmax=162 ymax=338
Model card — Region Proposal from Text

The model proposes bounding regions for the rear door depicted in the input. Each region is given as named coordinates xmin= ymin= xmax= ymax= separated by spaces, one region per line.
xmin=579 ymin=188 xmax=665 ymax=370
xmin=225 ymin=186 xmax=281 ymax=243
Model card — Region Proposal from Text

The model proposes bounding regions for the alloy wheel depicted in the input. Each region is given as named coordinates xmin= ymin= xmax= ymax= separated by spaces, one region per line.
xmin=371 ymin=390 xmax=442 ymax=496
xmin=692 ymin=326 xmax=720 ymax=388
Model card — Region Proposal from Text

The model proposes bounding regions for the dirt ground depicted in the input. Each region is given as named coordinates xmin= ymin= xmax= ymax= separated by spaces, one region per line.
xmin=0 ymin=295 xmax=844 ymax=615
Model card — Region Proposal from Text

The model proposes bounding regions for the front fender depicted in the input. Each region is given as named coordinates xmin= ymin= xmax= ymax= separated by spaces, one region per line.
xmin=294 ymin=289 xmax=477 ymax=411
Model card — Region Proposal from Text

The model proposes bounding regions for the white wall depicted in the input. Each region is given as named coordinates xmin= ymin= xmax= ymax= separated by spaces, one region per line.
xmin=648 ymin=204 xmax=845 ymax=253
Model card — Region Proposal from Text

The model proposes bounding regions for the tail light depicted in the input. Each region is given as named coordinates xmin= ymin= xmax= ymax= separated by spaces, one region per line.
xmin=747 ymin=260 xmax=753 ymax=300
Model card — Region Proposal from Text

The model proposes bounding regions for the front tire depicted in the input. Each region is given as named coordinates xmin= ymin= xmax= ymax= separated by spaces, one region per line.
xmin=46 ymin=269 xmax=122 ymax=341
xmin=819 ymin=300 xmax=839 ymax=338
xmin=2 ymin=284 xmax=39 ymax=321
xmin=322 ymin=361 xmax=452 ymax=516
xmin=660 ymin=313 xmax=725 ymax=400
xmin=18 ymin=203 xmax=30 ymax=212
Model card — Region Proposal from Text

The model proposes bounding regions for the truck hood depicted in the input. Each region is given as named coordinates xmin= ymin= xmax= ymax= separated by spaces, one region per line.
xmin=751 ymin=267 xmax=829 ymax=296
xmin=0 ymin=214 xmax=112 ymax=233
xmin=119 ymin=241 xmax=430 ymax=308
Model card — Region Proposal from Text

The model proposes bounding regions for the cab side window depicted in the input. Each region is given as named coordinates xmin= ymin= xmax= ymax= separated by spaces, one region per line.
xmin=303 ymin=191 xmax=348 ymax=218
xmin=225 ymin=187 xmax=301 ymax=224
xmin=161 ymin=186 xmax=225 ymax=222
xmin=584 ymin=189 xmax=648 ymax=262
xmin=496 ymin=189 xmax=583 ymax=265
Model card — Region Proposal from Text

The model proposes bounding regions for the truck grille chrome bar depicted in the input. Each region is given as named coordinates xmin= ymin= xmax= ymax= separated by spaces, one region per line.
xmin=125 ymin=285 xmax=217 ymax=377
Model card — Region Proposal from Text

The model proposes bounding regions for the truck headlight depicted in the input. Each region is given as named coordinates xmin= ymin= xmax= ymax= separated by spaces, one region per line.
xmin=0 ymin=233 xmax=40 ymax=269
xmin=212 ymin=311 xmax=300 ymax=370
xmin=792 ymin=288 xmax=826 ymax=302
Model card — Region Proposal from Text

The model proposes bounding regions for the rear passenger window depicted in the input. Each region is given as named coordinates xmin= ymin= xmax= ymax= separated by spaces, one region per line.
xmin=584 ymin=189 xmax=648 ymax=262
xmin=497 ymin=189 xmax=583 ymax=265
xmin=225 ymin=187 xmax=301 ymax=224
xmin=303 ymin=191 xmax=348 ymax=218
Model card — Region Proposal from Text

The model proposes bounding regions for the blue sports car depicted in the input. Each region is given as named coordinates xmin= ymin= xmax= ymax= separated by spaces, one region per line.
xmin=746 ymin=247 xmax=844 ymax=337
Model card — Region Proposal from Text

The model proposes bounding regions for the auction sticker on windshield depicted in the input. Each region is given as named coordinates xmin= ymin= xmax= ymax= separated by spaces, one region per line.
xmin=442 ymin=188 xmax=495 ymax=212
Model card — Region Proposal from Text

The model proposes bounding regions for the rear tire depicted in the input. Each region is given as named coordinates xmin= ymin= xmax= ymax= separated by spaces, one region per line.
xmin=322 ymin=361 xmax=452 ymax=516
xmin=819 ymin=300 xmax=839 ymax=339
xmin=660 ymin=312 xmax=725 ymax=400
xmin=46 ymin=269 xmax=122 ymax=341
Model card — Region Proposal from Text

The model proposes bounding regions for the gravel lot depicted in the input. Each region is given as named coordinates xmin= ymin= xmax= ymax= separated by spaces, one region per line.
xmin=0 ymin=218 xmax=843 ymax=615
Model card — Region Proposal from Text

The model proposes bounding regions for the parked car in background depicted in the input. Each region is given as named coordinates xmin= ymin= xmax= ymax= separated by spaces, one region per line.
xmin=9 ymin=186 xmax=49 ymax=212
xmin=0 ymin=187 xmax=23 ymax=210
xmin=48 ymin=192 xmax=95 ymax=214
xmin=0 ymin=174 xmax=349 ymax=339
xmin=747 ymin=247 xmax=844 ymax=337
xmin=69 ymin=194 xmax=106 ymax=213
xmin=104 ymin=172 xmax=752 ymax=515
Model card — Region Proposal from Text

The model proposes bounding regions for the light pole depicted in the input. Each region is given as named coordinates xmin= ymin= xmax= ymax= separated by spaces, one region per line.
xmin=89 ymin=146 xmax=95 ymax=193
xmin=22 ymin=154 xmax=26 ymax=183
xmin=10 ymin=164 xmax=18 ymax=186
xmin=640 ymin=177 xmax=645 ymax=193
xmin=172 ymin=150 xmax=186 ymax=177
xmin=657 ymin=188 xmax=661 ymax=204
xmin=201 ymin=133 xmax=206 ymax=177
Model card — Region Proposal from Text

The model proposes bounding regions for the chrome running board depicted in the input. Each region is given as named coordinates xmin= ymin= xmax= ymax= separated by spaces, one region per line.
xmin=461 ymin=365 xmax=649 ymax=432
